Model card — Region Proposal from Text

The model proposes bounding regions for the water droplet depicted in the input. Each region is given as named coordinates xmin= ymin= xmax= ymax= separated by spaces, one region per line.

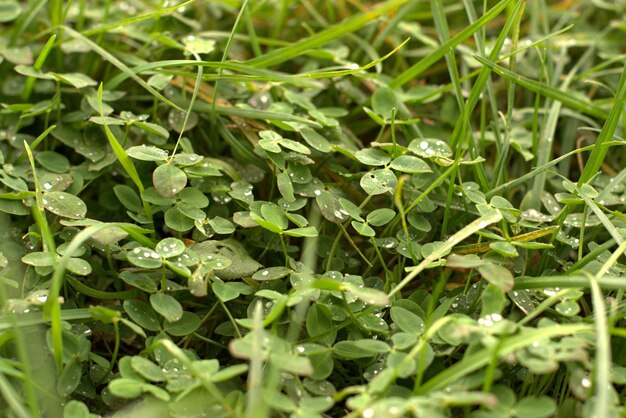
xmin=581 ymin=376 xmax=591 ymax=388
xmin=43 ymin=183 xmax=53 ymax=190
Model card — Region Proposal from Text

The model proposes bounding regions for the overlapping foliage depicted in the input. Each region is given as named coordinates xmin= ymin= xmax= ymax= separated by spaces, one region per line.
xmin=0 ymin=0 xmax=625 ymax=417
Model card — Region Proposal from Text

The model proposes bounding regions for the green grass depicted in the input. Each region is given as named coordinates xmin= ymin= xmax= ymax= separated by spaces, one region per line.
xmin=0 ymin=0 xmax=624 ymax=417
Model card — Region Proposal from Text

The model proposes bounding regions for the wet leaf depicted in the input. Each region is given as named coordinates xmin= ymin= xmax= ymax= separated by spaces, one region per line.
xmin=126 ymin=145 xmax=169 ymax=161
xmin=153 ymin=164 xmax=187 ymax=198
xmin=42 ymin=191 xmax=87 ymax=219
xmin=360 ymin=168 xmax=397 ymax=195
xmin=150 ymin=293 xmax=184 ymax=322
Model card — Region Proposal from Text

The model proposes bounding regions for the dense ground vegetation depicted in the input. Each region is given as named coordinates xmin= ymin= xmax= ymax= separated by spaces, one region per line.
xmin=0 ymin=0 xmax=625 ymax=417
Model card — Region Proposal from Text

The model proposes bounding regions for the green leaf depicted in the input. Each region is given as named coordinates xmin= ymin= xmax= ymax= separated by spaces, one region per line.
xmin=489 ymin=241 xmax=519 ymax=257
xmin=284 ymin=226 xmax=318 ymax=237
xmin=153 ymin=164 xmax=187 ymax=198
xmin=142 ymin=383 xmax=170 ymax=401
xmin=0 ymin=1 xmax=21 ymax=22
xmin=131 ymin=356 xmax=167 ymax=382
xmin=316 ymin=191 xmax=349 ymax=223
xmin=119 ymin=272 xmax=158 ymax=293
xmin=123 ymin=300 xmax=161 ymax=332
xmin=260 ymin=203 xmax=289 ymax=230
xmin=367 ymin=208 xmax=396 ymax=226
xmin=278 ymin=137 xmax=311 ymax=154
xmin=333 ymin=339 xmax=390 ymax=359
xmin=127 ymin=247 xmax=162 ymax=269
xmin=555 ymin=300 xmax=580 ymax=317
xmin=390 ymin=307 xmax=425 ymax=334
xmin=150 ymin=293 xmax=183 ymax=322
xmin=42 ymin=191 xmax=87 ymax=219
xmin=478 ymin=263 xmax=514 ymax=292
xmin=306 ymin=304 xmax=336 ymax=345
xmin=108 ymin=378 xmax=144 ymax=399
xmin=178 ymin=187 xmax=209 ymax=208
xmin=389 ymin=155 xmax=432 ymax=174
xmin=156 ymin=237 xmax=186 ymax=258
xmin=300 ymin=128 xmax=332 ymax=152
xmin=408 ymin=138 xmax=453 ymax=160
xmin=66 ymin=258 xmax=92 ymax=276
xmin=277 ymin=171 xmax=295 ymax=201
xmin=446 ymin=254 xmax=483 ymax=268
xmin=355 ymin=148 xmax=391 ymax=166
xmin=208 ymin=216 xmax=235 ymax=234
xmin=57 ymin=359 xmax=81 ymax=397
xmin=512 ymin=396 xmax=556 ymax=418
xmin=183 ymin=36 xmax=216 ymax=54
xmin=163 ymin=311 xmax=201 ymax=336
xmin=63 ymin=400 xmax=90 ymax=418
xmin=252 ymin=266 xmax=292 ymax=281
xmin=126 ymin=145 xmax=169 ymax=161
xmin=343 ymin=283 xmax=389 ymax=306
xmin=36 ymin=151 xmax=70 ymax=173
xmin=22 ymin=251 xmax=55 ymax=267
xmin=351 ymin=221 xmax=375 ymax=237
xmin=338 ymin=198 xmax=364 ymax=221
xmin=212 ymin=281 xmax=240 ymax=302
xmin=164 ymin=206 xmax=195 ymax=232
xmin=360 ymin=169 xmax=397 ymax=195
xmin=113 ymin=184 xmax=141 ymax=212
xmin=372 ymin=87 xmax=399 ymax=120
xmin=55 ymin=72 xmax=97 ymax=89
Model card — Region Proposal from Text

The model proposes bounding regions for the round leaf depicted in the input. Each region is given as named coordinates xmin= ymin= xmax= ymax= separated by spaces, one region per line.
xmin=0 ymin=1 xmax=21 ymax=22
xmin=372 ymin=87 xmax=399 ymax=120
xmin=360 ymin=169 xmax=397 ymax=195
xmin=123 ymin=300 xmax=161 ymax=332
xmin=355 ymin=148 xmax=391 ymax=166
xmin=156 ymin=238 xmax=186 ymax=258
xmin=163 ymin=311 xmax=201 ymax=336
xmin=150 ymin=293 xmax=183 ymax=322
xmin=66 ymin=257 xmax=92 ymax=276
xmin=42 ymin=191 xmax=87 ymax=219
xmin=390 ymin=307 xmax=424 ymax=335
xmin=366 ymin=208 xmax=396 ymax=226
xmin=127 ymin=247 xmax=162 ymax=269
xmin=126 ymin=145 xmax=169 ymax=162
xmin=389 ymin=155 xmax=432 ymax=174
xmin=108 ymin=378 xmax=144 ymax=399
xmin=153 ymin=164 xmax=187 ymax=198
xmin=478 ymin=262 xmax=513 ymax=292
xmin=131 ymin=356 xmax=167 ymax=382
xmin=36 ymin=151 xmax=70 ymax=173
xmin=333 ymin=339 xmax=390 ymax=359
xmin=252 ymin=266 xmax=292 ymax=281
xmin=409 ymin=138 xmax=453 ymax=159
xmin=351 ymin=221 xmax=375 ymax=237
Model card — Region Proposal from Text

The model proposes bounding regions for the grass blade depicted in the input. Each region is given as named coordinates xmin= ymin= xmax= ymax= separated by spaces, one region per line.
xmin=389 ymin=0 xmax=514 ymax=88
xmin=577 ymin=65 xmax=626 ymax=185
xmin=417 ymin=324 xmax=591 ymax=393
xmin=389 ymin=209 xmax=502 ymax=298
xmin=473 ymin=56 xmax=607 ymax=119
xmin=246 ymin=0 xmax=408 ymax=68
xmin=63 ymin=26 xmax=184 ymax=112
